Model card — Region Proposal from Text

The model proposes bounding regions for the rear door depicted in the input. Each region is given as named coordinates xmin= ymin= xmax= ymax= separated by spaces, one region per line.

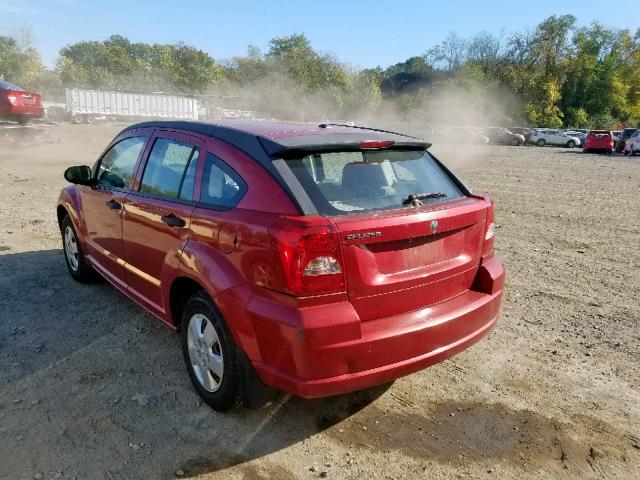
xmin=122 ymin=130 xmax=204 ymax=314
xmin=283 ymin=148 xmax=490 ymax=321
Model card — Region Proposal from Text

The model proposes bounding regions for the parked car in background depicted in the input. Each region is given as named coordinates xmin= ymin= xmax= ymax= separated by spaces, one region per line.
xmin=508 ymin=127 xmax=533 ymax=144
xmin=563 ymin=128 xmax=588 ymax=135
xmin=483 ymin=127 xmax=525 ymax=145
xmin=529 ymin=129 xmax=581 ymax=147
xmin=612 ymin=131 xmax=621 ymax=148
xmin=614 ymin=127 xmax=639 ymax=153
xmin=583 ymin=130 xmax=614 ymax=154
xmin=57 ymin=120 xmax=504 ymax=411
xmin=623 ymin=129 xmax=640 ymax=156
xmin=0 ymin=80 xmax=44 ymax=124
xmin=564 ymin=130 xmax=587 ymax=145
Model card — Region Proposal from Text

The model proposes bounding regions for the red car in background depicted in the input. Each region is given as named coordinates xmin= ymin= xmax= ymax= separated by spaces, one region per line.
xmin=0 ymin=80 xmax=44 ymax=124
xmin=583 ymin=130 xmax=614 ymax=154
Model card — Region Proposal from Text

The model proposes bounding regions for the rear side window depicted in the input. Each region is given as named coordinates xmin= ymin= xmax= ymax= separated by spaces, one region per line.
xmin=199 ymin=153 xmax=246 ymax=209
xmin=285 ymin=149 xmax=463 ymax=216
xmin=97 ymin=136 xmax=146 ymax=189
xmin=140 ymin=138 xmax=199 ymax=199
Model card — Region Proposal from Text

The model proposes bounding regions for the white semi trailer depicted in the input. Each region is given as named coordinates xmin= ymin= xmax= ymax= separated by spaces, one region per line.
xmin=65 ymin=88 xmax=199 ymax=121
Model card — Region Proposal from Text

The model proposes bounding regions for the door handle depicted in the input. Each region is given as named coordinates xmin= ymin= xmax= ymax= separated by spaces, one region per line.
xmin=105 ymin=199 xmax=121 ymax=210
xmin=161 ymin=213 xmax=186 ymax=228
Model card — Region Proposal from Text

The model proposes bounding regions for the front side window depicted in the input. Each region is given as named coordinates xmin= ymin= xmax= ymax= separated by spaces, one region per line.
xmin=199 ymin=153 xmax=247 ymax=209
xmin=140 ymin=138 xmax=199 ymax=199
xmin=97 ymin=136 xmax=146 ymax=189
xmin=285 ymin=149 xmax=463 ymax=216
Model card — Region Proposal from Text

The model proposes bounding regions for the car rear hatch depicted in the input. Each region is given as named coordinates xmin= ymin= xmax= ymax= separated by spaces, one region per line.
xmin=588 ymin=132 xmax=612 ymax=147
xmin=13 ymin=90 xmax=40 ymax=106
xmin=333 ymin=197 xmax=487 ymax=320
xmin=272 ymin=140 xmax=492 ymax=321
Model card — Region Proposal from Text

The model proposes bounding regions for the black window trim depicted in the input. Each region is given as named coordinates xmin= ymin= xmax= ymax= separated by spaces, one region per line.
xmin=176 ymin=147 xmax=199 ymax=200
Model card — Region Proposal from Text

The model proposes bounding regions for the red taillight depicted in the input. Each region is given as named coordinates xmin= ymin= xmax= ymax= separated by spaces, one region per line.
xmin=482 ymin=199 xmax=495 ymax=260
xmin=270 ymin=217 xmax=346 ymax=296
xmin=359 ymin=140 xmax=394 ymax=149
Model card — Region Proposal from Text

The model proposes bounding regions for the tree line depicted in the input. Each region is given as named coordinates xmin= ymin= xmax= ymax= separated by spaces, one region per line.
xmin=1 ymin=15 xmax=639 ymax=128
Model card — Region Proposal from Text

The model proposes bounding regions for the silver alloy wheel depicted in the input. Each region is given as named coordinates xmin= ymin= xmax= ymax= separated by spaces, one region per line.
xmin=64 ymin=226 xmax=79 ymax=271
xmin=187 ymin=313 xmax=224 ymax=392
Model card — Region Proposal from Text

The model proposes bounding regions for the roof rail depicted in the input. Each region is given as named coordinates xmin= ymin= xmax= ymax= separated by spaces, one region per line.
xmin=318 ymin=123 xmax=422 ymax=141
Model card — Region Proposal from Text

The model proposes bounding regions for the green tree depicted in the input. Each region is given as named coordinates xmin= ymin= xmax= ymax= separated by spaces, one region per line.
xmin=58 ymin=35 xmax=223 ymax=94
xmin=381 ymin=56 xmax=433 ymax=95
xmin=0 ymin=34 xmax=60 ymax=97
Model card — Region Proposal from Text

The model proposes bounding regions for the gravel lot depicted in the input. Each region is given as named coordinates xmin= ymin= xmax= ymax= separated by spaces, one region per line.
xmin=1 ymin=124 xmax=639 ymax=479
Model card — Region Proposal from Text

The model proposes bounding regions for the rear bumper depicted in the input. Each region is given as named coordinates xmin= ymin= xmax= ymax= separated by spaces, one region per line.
xmin=583 ymin=145 xmax=612 ymax=151
xmin=221 ymin=257 xmax=505 ymax=398
xmin=0 ymin=104 xmax=44 ymax=118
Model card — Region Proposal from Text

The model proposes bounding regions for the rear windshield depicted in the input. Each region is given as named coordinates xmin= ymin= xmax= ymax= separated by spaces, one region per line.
xmin=285 ymin=149 xmax=463 ymax=216
xmin=0 ymin=80 xmax=23 ymax=90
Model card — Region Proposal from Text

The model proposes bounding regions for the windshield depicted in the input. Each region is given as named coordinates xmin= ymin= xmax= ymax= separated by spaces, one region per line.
xmin=0 ymin=80 xmax=24 ymax=91
xmin=285 ymin=149 xmax=463 ymax=216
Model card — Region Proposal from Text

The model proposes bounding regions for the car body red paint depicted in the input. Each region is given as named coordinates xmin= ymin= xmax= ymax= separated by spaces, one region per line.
xmin=583 ymin=130 xmax=614 ymax=154
xmin=0 ymin=80 xmax=44 ymax=123
xmin=57 ymin=121 xmax=504 ymax=400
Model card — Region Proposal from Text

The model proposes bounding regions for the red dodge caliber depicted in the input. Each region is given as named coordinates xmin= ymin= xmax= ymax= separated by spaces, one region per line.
xmin=57 ymin=121 xmax=505 ymax=411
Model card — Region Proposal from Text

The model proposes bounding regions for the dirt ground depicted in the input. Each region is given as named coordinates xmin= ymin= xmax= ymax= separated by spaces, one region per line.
xmin=1 ymin=123 xmax=639 ymax=480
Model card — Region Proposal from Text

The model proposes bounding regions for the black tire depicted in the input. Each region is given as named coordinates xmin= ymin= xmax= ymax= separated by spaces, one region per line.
xmin=181 ymin=291 xmax=246 ymax=411
xmin=61 ymin=215 xmax=98 ymax=282
xmin=566 ymin=140 xmax=575 ymax=148
xmin=536 ymin=139 xmax=546 ymax=147
xmin=511 ymin=138 xmax=520 ymax=146
xmin=16 ymin=116 xmax=30 ymax=125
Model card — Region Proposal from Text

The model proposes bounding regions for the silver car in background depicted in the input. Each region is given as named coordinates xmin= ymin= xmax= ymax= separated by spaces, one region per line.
xmin=530 ymin=129 xmax=581 ymax=147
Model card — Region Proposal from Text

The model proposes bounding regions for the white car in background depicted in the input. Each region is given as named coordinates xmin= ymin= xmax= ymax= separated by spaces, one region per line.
xmin=623 ymin=129 xmax=640 ymax=156
xmin=530 ymin=129 xmax=581 ymax=147
xmin=564 ymin=130 xmax=587 ymax=145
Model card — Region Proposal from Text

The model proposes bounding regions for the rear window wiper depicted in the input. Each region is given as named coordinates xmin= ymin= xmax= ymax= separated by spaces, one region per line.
xmin=402 ymin=192 xmax=448 ymax=205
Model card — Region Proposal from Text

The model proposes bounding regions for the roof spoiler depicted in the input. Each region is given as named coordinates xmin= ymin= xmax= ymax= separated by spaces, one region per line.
xmin=259 ymin=136 xmax=430 ymax=158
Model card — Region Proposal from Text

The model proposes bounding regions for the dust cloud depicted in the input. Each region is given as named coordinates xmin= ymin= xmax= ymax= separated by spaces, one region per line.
xmin=205 ymin=76 xmax=525 ymax=167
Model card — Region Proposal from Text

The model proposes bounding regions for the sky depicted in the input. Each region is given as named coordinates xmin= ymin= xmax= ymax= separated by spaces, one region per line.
xmin=1 ymin=0 xmax=639 ymax=69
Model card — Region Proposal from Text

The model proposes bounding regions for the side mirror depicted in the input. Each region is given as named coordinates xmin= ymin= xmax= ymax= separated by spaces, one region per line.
xmin=64 ymin=165 xmax=94 ymax=185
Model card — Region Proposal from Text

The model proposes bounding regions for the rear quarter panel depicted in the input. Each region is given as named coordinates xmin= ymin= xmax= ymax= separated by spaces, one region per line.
xmin=161 ymin=137 xmax=299 ymax=347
